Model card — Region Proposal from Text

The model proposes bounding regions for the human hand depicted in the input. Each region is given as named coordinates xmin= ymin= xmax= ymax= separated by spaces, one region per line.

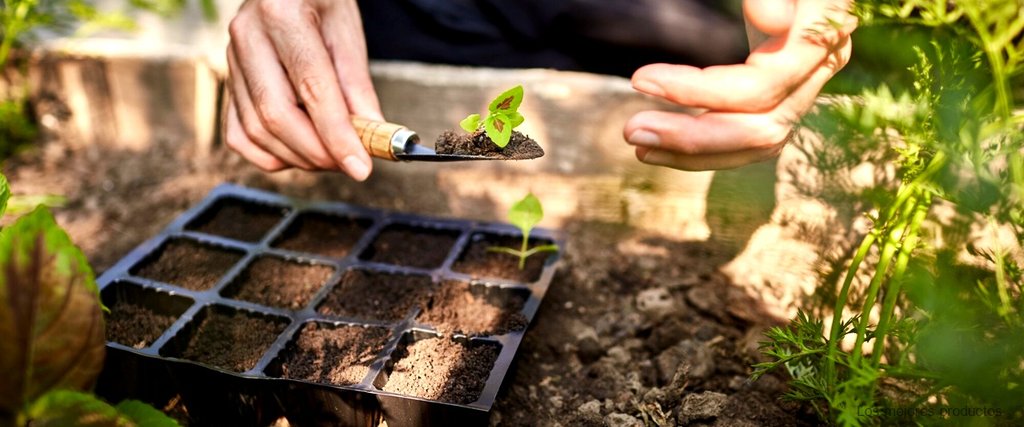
xmin=224 ymin=0 xmax=382 ymax=180
xmin=623 ymin=0 xmax=857 ymax=171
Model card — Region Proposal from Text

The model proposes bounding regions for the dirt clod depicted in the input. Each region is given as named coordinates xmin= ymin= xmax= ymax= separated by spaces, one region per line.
xmin=435 ymin=130 xmax=544 ymax=160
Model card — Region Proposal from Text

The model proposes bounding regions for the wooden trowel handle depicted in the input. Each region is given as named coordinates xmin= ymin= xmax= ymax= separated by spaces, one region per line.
xmin=351 ymin=116 xmax=414 ymax=161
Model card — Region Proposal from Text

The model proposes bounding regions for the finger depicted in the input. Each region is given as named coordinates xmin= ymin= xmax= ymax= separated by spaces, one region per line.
xmin=227 ymin=46 xmax=317 ymax=169
xmin=624 ymin=110 xmax=790 ymax=155
xmin=224 ymin=100 xmax=289 ymax=172
xmin=321 ymin=0 xmax=384 ymax=121
xmin=631 ymin=0 xmax=855 ymax=112
xmin=229 ymin=21 xmax=340 ymax=171
xmin=636 ymin=143 xmax=784 ymax=171
xmin=624 ymin=36 xmax=850 ymax=156
xmin=260 ymin=1 xmax=372 ymax=181
xmin=743 ymin=0 xmax=796 ymax=36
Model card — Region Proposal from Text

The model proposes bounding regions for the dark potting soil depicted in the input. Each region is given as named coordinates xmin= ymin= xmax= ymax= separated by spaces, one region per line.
xmin=106 ymin=302 xmax=178 ymax=349
xmin=418 ymin=281 xmax=528 ymax=336
xmin=133 ymin=239 xmax=242 ymax=290
xmin=382 ymin=336 xmax=500 ymax=404
xmin=178 ymin=309 xmax=287 ymax=373
xmin=452 ymin=234 xmax=552 ymax=283
xmin=360 ymin=225 xmax=459 ymax=269
xmin=435 ymin=130 xmax=544 ymax=160
xmin=187 ymin=199 xmax=286 ymax=242
xmin=272 ymin=213 xmax=370 ymax=258
xmin=318 ymin=270 xmax=435 ymax=322
xmin=222 ymin=257 xmax=335 ymax=310
xmin=277 ymin=323 xmax=391 ymax=386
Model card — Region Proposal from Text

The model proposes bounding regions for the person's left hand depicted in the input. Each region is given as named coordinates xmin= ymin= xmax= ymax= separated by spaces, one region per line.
xmin=623 ymin=0 xmax=857 ymax=171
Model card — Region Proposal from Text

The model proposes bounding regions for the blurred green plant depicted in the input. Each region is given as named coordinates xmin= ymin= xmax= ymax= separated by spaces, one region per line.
xmin=754 ymin=1 xmax=1024 ymax=426
xmin=0 ymin=0 xmax=217 ymax=157
xmin=0 ymin=174 xmax=179 ymax=426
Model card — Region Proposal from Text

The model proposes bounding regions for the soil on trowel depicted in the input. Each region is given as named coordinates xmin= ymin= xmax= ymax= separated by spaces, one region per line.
xmin=272 ymin=213 xmax=371 ymax=258
xmin=133 ymin=239 xmax=243 ymax=290
xmin=452 ymin=234 xmax=552 ymax=283
xmin=418 ymin=281 xmax=528 ymax=336
xmin=177 ymin=308 xmax=287 ymax=373
xmin=276 ymin=323 xmax=391 ymax=386
xmin=187 ymin=199 xmax=286 ymax=242
xmin=435 ymin=130 xmax=544 ymax=160
xmin=382 ymin=336 xmax=500 ymax=404
xmin=360 ymin=225 xmax=459 ymax=269
xmin=222 ymin=257 xmax=335 ymax=310
xmin=318 ymin=270 xmax=435 ymax=322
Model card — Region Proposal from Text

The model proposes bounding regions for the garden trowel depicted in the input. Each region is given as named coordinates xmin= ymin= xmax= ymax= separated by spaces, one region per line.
xmin=352 ymin=116 xmax=496 ymax=162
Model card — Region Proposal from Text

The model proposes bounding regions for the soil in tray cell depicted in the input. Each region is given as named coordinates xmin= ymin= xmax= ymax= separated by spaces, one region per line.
xmin=318 ymin=270 xmax=435 ymax=322
xmin=103 ymin=282 xmax=193 ymax=349
xmin=163 ymin=306 xmax=288 ymax=373
xmin=382 ymin=336 xmax=500 ymax=404
xmin=186 ymin=198 xmax=287 ymax=242
xmin=272 ymin=212 xmax=371 ymax=258
xmin=132 ymin=239 xmax=243 ymax=290
xmin=222 ymin=257 xmax=334 ymax=310
xmin=272 ymin=323 xmax=391 ymax=386
xmin=451 ymin=233 xmax=554 ymax=283
xmin=359 ymin=225 xmax=459 ymax=269
xmin=418 ymin=281 xmax=528 ymax=336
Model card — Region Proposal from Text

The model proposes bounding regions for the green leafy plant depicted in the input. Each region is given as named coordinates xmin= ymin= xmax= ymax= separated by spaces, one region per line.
xmin=754 ymin=1 xmax=1024 ymax=425
xmin=488 ymin=193 xmax=559 ymax=270
xmin=460 ymin=85 xmax=526 ymax=148
xmin=0 ymin=174 xmax=178 ymax=426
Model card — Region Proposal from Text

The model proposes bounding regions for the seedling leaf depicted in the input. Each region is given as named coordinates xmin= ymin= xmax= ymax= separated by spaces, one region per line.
xmin=460 ymin=114 xmax=481 ymax=133
xmin=488 ymin=85 xmax=524 ymax=113
xmin=485 ymin=114 xmax=512 ymax=148
xmin=509 ymin=111 xmax=525 ymax=128
xmin=508 ymin=193 xmax=543 ymax=240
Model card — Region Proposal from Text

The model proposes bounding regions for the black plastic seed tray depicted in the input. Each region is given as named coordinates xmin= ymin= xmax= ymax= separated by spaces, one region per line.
xmin=94 ymin=183 xmax=563 ymax=426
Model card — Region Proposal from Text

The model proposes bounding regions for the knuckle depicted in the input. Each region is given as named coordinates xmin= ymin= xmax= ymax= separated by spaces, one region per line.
xmin=227 ymin=17 xmax=248 ymax=40
xmin=239 ymin=113 xmax=270 ymax=142
xmin=297 ymin=74 xmax=326 ymax=105
xmin=257 ymin=0 xmax=286 ymax=22
xmin=253 ymin=102 xmax=286 ymax=134
xmin=312 ymin=155 xmax=335 ymax=170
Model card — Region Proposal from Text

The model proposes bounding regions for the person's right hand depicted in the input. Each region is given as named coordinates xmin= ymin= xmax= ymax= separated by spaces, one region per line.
xmin=224 ymin=0 xmax=382 ymax=181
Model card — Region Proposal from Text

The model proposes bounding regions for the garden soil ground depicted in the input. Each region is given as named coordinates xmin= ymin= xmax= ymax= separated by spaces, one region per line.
xmin=4 ymin=140 xmax=816 ymax=426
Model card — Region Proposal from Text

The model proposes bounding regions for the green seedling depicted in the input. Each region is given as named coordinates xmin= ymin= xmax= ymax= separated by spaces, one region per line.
xmin=488 ymin=193 xmax=559 ymax=270
xmin=460 ymin=85 xmax=526 ymax=149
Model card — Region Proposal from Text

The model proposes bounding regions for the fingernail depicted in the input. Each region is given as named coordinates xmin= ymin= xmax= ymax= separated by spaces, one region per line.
xmin=633 ymin=78 xmax=665 ymax=97
xmin=628 ymin=129 xmax=661 ymax=148
xmin=342 ymin=155 xmax=370 ymax=181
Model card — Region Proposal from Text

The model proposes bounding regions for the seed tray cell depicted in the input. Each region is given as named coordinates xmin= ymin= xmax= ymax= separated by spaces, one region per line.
xmin=94 ymin=184 xmax=564 ymax=426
